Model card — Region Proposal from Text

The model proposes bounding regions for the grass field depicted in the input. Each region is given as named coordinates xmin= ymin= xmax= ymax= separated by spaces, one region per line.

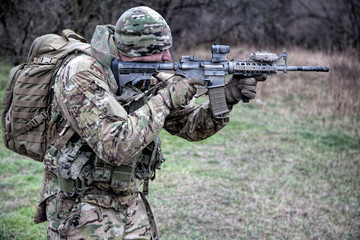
xmin=0 ymin=48 xmax=359 ymax=239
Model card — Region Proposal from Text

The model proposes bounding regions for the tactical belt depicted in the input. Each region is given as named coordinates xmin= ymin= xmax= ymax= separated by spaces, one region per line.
xmin=57 ymin=163 xmax=134 ymax=196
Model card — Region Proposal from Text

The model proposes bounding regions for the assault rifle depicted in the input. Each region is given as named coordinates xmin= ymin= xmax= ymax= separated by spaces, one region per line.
xmin=111 ymin=44 xmax=329 ymax=117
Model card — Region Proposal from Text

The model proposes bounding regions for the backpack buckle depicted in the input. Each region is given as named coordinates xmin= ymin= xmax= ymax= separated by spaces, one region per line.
xmin=40 ymin=57 xmax=53 ymax=64
xmin=59 ymin=123 xmax=70 ymax=136
xmin=29 ymin=112 xmax=47 ymax=127
xmin=34 ymin=57 xmax=54 ymax=64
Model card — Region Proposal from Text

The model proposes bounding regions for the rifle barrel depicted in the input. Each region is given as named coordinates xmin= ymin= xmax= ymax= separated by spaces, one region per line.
xmin=159 ymin=62 xmax=176 ymax=70
xmin=277 ymin=66 xmax=329 ymax=72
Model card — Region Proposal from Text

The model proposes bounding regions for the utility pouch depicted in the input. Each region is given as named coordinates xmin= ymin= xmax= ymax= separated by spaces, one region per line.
xmin=135 ymin=136 xmax=165 ymax=180
xmin=111 ymin=165 xmax=134 ymax=193
xmin=57 ymin=138 xmax=92 ymax=195
xmin=92 ymin=156 xmax=135 ymax=194
xmin=92 ymin=157 xmax=112 ymax=183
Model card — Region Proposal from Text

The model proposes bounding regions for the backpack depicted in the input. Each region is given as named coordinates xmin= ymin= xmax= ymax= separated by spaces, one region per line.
xmin=1 ymin=29 xmax=91 ymax=162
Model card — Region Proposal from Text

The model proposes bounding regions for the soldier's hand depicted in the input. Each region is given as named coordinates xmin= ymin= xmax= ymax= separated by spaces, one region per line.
xmin=224 ymin=75 xmax=267 ymax=104
xmin=151 ymin=72 xmax=176 ymax=86
xmin=158 ymin=77 xmax=205 ymax=110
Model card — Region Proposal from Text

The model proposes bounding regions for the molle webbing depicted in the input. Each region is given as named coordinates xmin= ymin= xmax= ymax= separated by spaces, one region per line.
xmin=1 ymin=29 xmax=91 ymax=162
xmin=3 ymin=57 xmax=55 ymax=161
xmin=13 ymin=88 xmax=48 ymax=95
xmin=6 ymin=67 xmax=53 ymax=150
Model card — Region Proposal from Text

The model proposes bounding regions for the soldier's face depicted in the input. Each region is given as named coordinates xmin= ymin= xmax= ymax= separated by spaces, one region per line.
xmin=121 ymin=49 xmax=172 ymax=63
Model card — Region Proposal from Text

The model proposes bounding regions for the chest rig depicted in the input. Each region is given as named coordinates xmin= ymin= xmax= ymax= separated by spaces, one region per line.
xmin=53 ymin=85 xmax=165 ymax=196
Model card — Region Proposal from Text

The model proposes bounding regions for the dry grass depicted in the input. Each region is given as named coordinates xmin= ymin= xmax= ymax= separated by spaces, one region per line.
xmin=150 ymin=103 xmax=360 ymax=239
xmin=327 ymin=54 xmax=360 ymax=116
xmin=259 ymin=48 xmax=359 ymax=116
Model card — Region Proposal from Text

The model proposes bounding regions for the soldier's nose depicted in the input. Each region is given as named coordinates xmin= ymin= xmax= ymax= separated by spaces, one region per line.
xmin=162 ymin=49 xmax=171 ymax=62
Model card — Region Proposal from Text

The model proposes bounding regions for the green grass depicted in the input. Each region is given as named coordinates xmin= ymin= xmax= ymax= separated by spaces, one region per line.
xmin=0 ymin=59 xmax=359 ymax=239
xmin=0 ymin=153 xmax=47 ymax=239
xmin=148 ymin=102 xmax=360 ymax=240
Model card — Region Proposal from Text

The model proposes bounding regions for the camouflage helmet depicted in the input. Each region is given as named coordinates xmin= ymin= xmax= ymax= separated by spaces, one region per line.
xmin=114 ymin=6 xmax=172 ymax=57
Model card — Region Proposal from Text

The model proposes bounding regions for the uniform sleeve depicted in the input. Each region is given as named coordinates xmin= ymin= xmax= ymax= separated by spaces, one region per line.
xmin=163 ymin=100 xmax=230 ymax=141
xmin=55 ymin=59 xmax=170 ymax=167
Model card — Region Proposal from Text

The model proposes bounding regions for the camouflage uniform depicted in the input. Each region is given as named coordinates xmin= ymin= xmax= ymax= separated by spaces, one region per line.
xmin=35 ymin=7 xmax=230 ymax=240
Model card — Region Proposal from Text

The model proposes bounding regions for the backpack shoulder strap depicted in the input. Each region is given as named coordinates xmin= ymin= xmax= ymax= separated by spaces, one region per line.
xmin=61 ymin=29 xmax=87 ymax=43
xmin=49 ymin=29 xmax=88 ymax=51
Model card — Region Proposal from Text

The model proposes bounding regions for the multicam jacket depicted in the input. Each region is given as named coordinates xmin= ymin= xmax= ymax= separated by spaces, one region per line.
xmin=35 ymin=25 xmax=230 ymax=223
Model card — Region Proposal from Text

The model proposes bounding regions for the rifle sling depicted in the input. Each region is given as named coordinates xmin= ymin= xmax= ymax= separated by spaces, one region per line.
xmin=54 ymin=127 xmax=76 ymax=151
xmin=138 ymin=191 xmax=159 ymax=240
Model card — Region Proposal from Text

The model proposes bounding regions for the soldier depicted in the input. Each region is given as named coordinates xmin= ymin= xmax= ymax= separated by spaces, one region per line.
xmin=34 ymin=6 xmax=260 ymax=239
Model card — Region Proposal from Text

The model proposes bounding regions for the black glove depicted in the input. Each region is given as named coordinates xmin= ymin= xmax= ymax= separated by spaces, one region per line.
xmin=224 ymin=75 xmax=267 ymax=105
